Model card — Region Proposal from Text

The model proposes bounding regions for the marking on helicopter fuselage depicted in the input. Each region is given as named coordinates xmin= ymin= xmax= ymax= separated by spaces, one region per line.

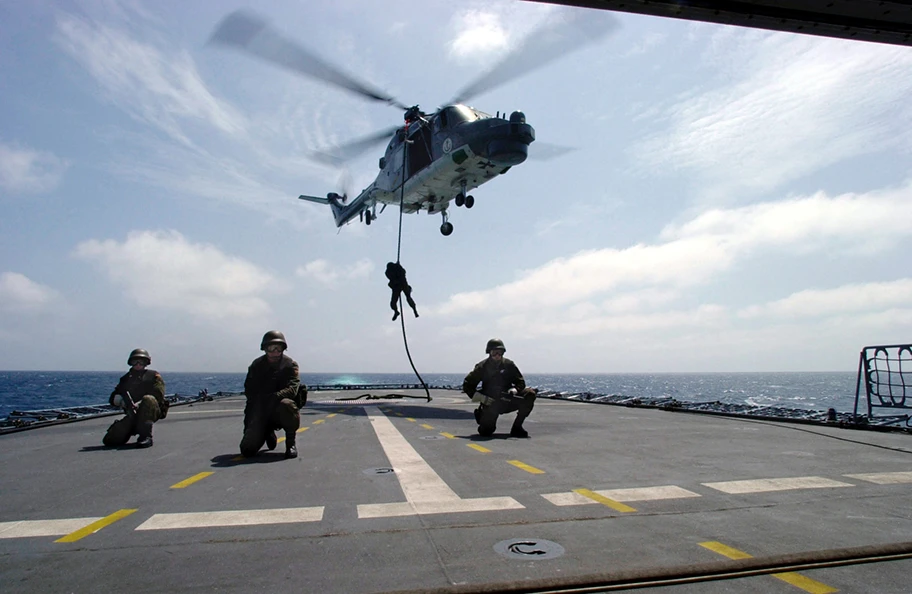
xmin=357 ymin=408 xmax=523 ymax=518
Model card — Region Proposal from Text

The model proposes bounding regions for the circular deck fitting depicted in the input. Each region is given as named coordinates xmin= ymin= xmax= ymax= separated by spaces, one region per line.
xmin=362 ymin=467 xmax=395 ymax=475
xmin=494 ymin=538 xmax=565 ymax=560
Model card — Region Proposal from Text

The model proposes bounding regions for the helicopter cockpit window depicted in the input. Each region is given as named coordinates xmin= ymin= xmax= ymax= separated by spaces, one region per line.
xmin=447 ymin=105 xmax=477 ymax=124
xmin=435 ymin=110 xmax=448 ymax=132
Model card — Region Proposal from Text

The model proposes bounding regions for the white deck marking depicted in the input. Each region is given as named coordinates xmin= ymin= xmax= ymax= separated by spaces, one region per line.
xmin=845 ymin=471 xmax=912 ymax=484
xmin=0 ymin=518 xmax=102 ymax=539
xmin=357 ymin=408 xmax=523 ymax=518
xmin=703 ymin=476 xmax=853 ymax=494
xmin=135 ymin=507 xmax=324 ymax=530
xmin=543 ymin=485 xmax=700 ymax=506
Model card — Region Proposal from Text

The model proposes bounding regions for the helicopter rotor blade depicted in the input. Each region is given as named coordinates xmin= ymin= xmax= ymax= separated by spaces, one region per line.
xmin=309 ymin=125 xmax=401 ymax=166
xmin=449 ymin=8 xmax=619 ymax=105
xmin=210 ymin=10 xmax=409 ymax=110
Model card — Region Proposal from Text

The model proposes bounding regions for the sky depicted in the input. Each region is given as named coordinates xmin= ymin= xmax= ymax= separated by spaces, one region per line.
xmin=1 ymin=0 xmax=910 ymax=374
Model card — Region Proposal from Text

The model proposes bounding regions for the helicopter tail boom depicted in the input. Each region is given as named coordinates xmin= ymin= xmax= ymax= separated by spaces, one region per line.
xmin=299 ymin=192 xmax=362 ymax=228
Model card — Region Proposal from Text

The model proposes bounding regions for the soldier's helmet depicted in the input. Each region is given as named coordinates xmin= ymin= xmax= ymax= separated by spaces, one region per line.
xmin=128 ymin=348 xmax=151 ymax=366
xmin=261 ymin=330 xmax=288 ymax=351
xmin=485 ymin=338 xmax=506 ymax=354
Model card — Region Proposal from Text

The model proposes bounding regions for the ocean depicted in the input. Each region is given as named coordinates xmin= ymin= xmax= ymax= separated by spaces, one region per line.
xmin=0 ymin=370 xmax=862 ymax=420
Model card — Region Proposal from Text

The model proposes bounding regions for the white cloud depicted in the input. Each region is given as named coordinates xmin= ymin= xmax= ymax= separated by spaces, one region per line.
xmin=73 ymin=230 xmax=279 ymax=320
xmin=449 ymin=10 xmax=509 ymax=59
xmin=0 ymin=272 xmax=61 ymax=312
xmin=296 ymin=258 xmax=374 ymax=288
xmin=435 ymin=183 xmax=912 ymax=325
xmin=634 ymin=32 xmax=912 ymax=200
xmin=0 ymin=142 xmax=69 ymax=194
xmin=55 ymin=13 xmax=246 ymax=146
xmin=739 ymin=279 xmax=912 ymax=319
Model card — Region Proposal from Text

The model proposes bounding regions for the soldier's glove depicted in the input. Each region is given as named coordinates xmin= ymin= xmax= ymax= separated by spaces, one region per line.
xmin=112 ymin=394 xmax=124 ymax=408
xmin=507 ymin=388 xmax=518 ymax=397
xmin=471 ymin=393 xmax=494 ymax=406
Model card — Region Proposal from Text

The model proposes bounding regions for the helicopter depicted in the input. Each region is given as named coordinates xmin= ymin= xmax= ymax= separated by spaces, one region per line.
xmin=211 ymin=9 xmax=617 ymax=236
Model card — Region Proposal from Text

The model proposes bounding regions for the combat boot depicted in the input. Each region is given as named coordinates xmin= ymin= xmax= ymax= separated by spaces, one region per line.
xmin=285 ymin=437 xmax=298 ymax=459
xmin=510 ymin=420 xmax=529 ymax=438
xmin=265 ymin=430 xmax=278 ymax=451
xmin=137 ymin=421 xmax=154 ymax=448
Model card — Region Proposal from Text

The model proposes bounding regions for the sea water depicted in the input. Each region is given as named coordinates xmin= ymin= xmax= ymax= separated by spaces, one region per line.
xmin=0 ymin=370 xmax=860 ymax=419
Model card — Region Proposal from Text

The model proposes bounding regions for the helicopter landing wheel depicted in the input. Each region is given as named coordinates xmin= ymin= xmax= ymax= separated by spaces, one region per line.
xmin=365 ymin=212 xmax=371 ymax=225
xmin=464 ymin=195 xmax=475 ymax=209
xmin=440 ymin=222 xmax=454 ymax=236
xmin=455 ymin=193 xmax=465 ymax=207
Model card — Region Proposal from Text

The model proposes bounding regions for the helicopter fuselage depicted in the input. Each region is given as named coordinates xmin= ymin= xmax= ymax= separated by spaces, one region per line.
xmin=300 ymin=104 xmax=534 ymax=236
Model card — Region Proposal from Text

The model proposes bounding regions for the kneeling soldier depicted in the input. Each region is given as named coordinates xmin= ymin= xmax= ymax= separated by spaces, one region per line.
xmin=241 ymin=331 xmax=301 ymax=459
xmin=104 ymin=348 xmax=166 ymax=448
xmin=463 ymin=338 xmax=536 ymax=438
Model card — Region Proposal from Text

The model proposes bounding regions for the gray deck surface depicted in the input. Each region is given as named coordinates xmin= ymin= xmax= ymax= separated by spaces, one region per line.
xmin=2 ymin=389 xmax=911 ymax=593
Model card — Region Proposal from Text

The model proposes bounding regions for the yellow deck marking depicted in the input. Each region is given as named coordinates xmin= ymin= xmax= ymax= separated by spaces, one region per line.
xmin=574 ymin=488 xmax=637 ymax=512
xmin=313 ymin=419 xmax=325 ymax=425
xmin=440 ymin=432 xmax=456 ymax=439
xmin=508 ymin=460 xmax=545 ymax=474
xmin=406 ymin=418 xmax=416 ymax=422
xmin=55 ymin=509 xmax=137 ymax=543
xmin=420 ymin=423 xmax=434 ymax=429
xmin=700 ymin=541 xmax=837 ymax=593
xmin=468 ymin=444 xmax=491 ymax=453
xmin=326 ymin=413 xmax=337 ymax=418
xmin=296 ymin=426 xmax=309 ymax=433
xmin=699 ymin=541 xmax=752 ymax=559
xmin=232 ymin=455 xmax=244 ymax=462
xmin=170 ymin=472 xmax=214 ymax=489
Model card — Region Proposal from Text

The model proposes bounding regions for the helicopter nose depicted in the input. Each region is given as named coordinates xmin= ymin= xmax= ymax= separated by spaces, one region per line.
xmin=487 ymin=139 xmax=529 ymax=166
xmin=487 ymin=112 xmax=535 ymax=165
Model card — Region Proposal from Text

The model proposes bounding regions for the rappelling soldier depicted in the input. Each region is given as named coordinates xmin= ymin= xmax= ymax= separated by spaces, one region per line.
xmin=385 ymin=262 xmax=419 ymax=321
xmin=103 ymin=348 xmax=167 ymax=448
xmin=463 ymin=338 xmax=537 ymax=438
xmin=241 ymin=331 xmax=302 ymax=459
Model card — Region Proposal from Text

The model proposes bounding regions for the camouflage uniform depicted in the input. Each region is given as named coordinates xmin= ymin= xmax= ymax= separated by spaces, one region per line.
xmin=103 ymin=369 xmax=166 ymax=446
xmin=240 ymin=353 xmax=302 ymax=457
xmin=463 ymin=357 xmax=536 ymax=436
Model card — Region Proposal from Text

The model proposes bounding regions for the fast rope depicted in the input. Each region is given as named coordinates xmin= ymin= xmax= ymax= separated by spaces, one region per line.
xmin=393 ymin=143 xmax=431 ymax=402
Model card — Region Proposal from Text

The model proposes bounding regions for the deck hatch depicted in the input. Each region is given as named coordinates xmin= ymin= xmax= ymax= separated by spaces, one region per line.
xmin=494 ymin=538 xmax=565 ymax=560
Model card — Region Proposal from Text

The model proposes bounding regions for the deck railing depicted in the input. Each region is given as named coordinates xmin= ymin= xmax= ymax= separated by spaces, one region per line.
xmin=853 ymin=343 xmax=912 ymax=426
